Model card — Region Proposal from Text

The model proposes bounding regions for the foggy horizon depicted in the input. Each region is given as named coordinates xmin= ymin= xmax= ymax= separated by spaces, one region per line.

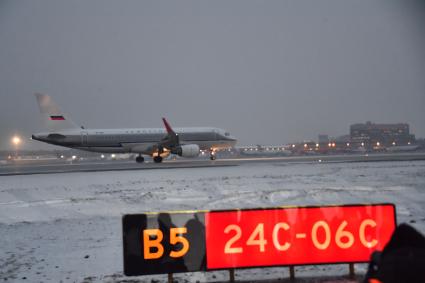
xmin=1 ymin=0 xmax=424 ymax=151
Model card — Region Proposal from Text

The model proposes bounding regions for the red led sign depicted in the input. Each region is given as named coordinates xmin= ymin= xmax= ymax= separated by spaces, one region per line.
xmin=205 ymin=204 xmax=395 ymax=269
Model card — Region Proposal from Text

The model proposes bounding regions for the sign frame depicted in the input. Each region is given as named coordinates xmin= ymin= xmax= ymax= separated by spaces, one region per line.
xmin=123 ymin=203 xmax=397 ymax=276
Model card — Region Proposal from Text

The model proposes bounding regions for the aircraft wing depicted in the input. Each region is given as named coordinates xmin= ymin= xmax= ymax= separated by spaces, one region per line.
xmin=157 ymin=118 xmax=180 ymax=151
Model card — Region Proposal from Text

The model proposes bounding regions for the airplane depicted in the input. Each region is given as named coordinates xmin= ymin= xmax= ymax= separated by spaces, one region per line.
xmin=31 ymin=93 xmax=237 ymax=163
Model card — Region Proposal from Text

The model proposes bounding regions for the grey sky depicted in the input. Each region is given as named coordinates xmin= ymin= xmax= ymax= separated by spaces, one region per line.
xmin=1 ymin=0 xmax=424 ymax=150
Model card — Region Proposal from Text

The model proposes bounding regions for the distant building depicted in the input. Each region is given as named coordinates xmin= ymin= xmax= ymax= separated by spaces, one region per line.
xmin=350 ymin=121 xmax=415 ymax=148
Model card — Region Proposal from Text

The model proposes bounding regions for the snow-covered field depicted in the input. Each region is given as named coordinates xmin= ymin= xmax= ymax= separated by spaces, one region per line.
xmin=1 ymin=160 xmax=425 ymax=282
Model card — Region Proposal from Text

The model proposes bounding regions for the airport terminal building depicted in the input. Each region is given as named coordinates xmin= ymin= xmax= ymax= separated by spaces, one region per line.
xmin=350 ymin=121 xmax=415 ymax=148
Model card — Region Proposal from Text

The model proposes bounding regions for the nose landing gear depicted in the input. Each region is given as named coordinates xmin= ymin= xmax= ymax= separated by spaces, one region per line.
xmin=210 ymin=149 xmax=216 ymax=161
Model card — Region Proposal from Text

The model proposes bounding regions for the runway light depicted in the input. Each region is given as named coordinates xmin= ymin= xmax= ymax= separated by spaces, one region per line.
xmin=101 ymin=154 xmax=105 ymax=159
xmin=60 ymin=155 xmax=64 ymax=159
xmin=111 ymin=154 xmax=116 ymax=159
xmin=304 ymin=144 xmax=308 ymax=148
xmin=11 ymin=135 xmax=22 ymax=158
xmin=408 ymin=141 xmax=411 ymax=145
xmin=376 ymin=142 xmax=380 ymax=146
xmin=361 ymin=142 xmax=365 ymax=147
xmin=392 ymin=142 xmax=396 ymax=146
xmin=72 ymin=155 xmax=77 ymax=160
xmin=346 ymin=143 xmax=350 ymax=147
xmin=292 ymin=144 xmax=295 ymax=148
xmin=316 ymin=143 xmax=319 ymax=148
xmin=328 ymin=143 xmax=332 ymax=147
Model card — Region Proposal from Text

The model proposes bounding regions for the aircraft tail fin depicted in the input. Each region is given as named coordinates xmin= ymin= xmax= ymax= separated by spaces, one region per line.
xmin=34 ymin=93 xmax=79 ymax=131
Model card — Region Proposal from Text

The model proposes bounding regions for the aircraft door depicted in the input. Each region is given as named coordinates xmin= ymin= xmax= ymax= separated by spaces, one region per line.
xmin=81 ymin=131 xmax=88 ymax=145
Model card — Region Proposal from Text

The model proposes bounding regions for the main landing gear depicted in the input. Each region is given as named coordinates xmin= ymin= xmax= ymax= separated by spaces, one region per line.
xmin=136 ymin=155 xmax=145 ymax=163
xmin=135 ymin=154 xmax=162 ymax=163
xmin=153 ymin=146 xmax=164 ymax=163
xmin=153 ymin=156 xmax=163 ymax=163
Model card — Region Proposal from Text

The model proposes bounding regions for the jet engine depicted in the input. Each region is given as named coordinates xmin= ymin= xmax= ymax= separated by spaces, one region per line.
xmin=173 ymin=144 xmax=200 ymax=158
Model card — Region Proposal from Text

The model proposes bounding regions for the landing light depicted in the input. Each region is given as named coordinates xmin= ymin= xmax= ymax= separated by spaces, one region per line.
xmin=101 ymin=154 xmax=105 ymax=159
xmin=111 ymin=154 xmax=116 ymax=159
xmin=72 ymin=155 xmax=77 ymax=160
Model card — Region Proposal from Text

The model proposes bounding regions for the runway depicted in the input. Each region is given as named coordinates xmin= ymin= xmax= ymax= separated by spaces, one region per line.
xmin=1 ymin=152 xmax=425 ymax=176
xmin=0 ymin=159 xmax=238 ymax=176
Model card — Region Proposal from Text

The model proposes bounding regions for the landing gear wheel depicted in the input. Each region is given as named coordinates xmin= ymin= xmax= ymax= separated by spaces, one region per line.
xmin=210 ymin=155 xmax=216 ymax=161
xmin=136 ymin=155 xmax=144 ymax=163
xmin=153 ymin=156 xmax=163 ymax=163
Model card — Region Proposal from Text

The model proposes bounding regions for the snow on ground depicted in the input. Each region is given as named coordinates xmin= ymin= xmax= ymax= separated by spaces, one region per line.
xmin=1 ymin=160 xmax=425 ymax=282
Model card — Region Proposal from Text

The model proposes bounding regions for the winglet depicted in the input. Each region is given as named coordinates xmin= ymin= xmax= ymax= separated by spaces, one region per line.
xmin=162 ymin=117 xmax=174 ymax=134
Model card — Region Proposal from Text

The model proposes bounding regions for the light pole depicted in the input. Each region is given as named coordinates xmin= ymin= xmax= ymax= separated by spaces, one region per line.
xmin=12 ymin=135 xmax=21 ymax=158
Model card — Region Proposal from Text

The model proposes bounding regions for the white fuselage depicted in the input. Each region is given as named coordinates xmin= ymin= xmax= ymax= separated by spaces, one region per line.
xmin=32 ymin=127 xmax=237 ymax=155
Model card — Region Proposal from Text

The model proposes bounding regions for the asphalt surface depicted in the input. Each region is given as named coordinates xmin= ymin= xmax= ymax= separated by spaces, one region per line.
xmin=0 ymin=159 xmax=238 ymax=176
xmin=1 ymin=152 xmax=425 ymax=176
